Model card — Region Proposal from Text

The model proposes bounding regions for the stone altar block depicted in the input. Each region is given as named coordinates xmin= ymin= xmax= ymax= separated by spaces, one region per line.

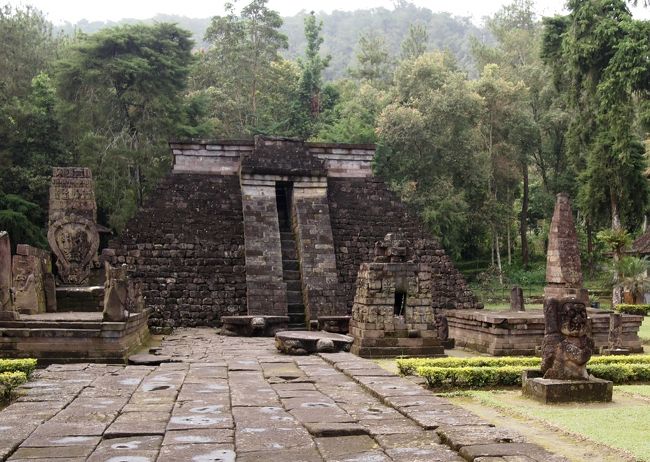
xmin=349 ymin=233 xmax=446 ymax=358
xmin=48 ymin=167 xmax=99 ymax=285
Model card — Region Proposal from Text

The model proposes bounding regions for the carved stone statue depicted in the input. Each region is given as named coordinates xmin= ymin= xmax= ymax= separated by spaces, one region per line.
xmin=0 ymin=231 xmax=18 ymax=319
xmin=541 ymin=297 xmax=593 ymax=380
xmin=434 ymin=312 xmax=449 ymax=341
xmin=103 ymin=263 xmax=143 ymax=322
xmin=48 ymin=168 xmax=99 ymax=285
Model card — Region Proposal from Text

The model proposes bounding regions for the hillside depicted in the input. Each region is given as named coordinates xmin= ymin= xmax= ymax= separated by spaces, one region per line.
xmin=56 ymin=4 xmax=490 ymax=79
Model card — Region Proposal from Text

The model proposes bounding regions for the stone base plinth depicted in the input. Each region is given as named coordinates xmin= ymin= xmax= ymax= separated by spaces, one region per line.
xmin=318 ymin=316 xmax=350 ymax=334
xmin=447 ymin=310 xmax=643 ymax=356
xmin=220 ymin=315 xmax=288 ymax=337
xmin=350 ymin=336 xmax=445 ymax=359
xmin=522 ymin=372 xmax=612 ymax=403
xmin=601 ymin=348 xmax=630 ymax=355
xmin=0 ymin=309 xmax=151 ymax=363
xmin=275 ymin=331 xmax=353 ymax=355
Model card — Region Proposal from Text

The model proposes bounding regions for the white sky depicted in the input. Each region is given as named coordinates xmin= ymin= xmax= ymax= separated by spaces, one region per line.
xmin=17 ymin=0 xmax=650 ymax=25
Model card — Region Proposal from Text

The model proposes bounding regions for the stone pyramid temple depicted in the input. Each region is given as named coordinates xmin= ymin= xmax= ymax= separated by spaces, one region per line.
xmin=103 ymin=136 xmax=480 ymax=333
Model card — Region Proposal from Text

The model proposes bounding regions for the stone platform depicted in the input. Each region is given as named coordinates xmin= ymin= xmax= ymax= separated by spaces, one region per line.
xmin=0 ymin=310 xmax=151 ymax=363
xmin=447 ymin=309 xmax=643 ymax=356
xmin=522 ymin=371 xmax=613 ymax=403
xmin=0 ymin=329 xmax=567 ymax=461
xmin=220 ymin=315 xmax=288 ymax=337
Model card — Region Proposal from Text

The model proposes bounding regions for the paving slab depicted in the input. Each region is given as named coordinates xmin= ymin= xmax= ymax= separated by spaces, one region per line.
xmin=0 ymin=329 xmax=567 ymax=462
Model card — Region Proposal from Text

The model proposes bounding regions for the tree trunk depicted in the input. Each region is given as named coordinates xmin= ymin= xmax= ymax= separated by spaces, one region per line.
xmin=586 ymin=218 xmax=594 ymax=278
xmin=520 ymin=161 xmax=529 ymax=268
xmin=611 ymin=192 xmax=622 ymax=231
xmin=495 ymin=232 xmax=503 ymax=285
xmin=507 ymin=225 xmax=512 ymax=265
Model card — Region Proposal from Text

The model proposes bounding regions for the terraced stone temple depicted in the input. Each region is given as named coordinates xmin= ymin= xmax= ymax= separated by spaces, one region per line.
xmin=104 ymin=136 xmax=481 ymax=333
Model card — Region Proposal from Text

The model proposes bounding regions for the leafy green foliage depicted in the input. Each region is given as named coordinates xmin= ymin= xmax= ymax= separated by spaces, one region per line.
xmin=0 ymin=371 xmax=28 ymax=401
xmin=616 ymin=304 xmax=650 ymax=315
xmin=397 ymin=356 xmax=541 ymax=375
xmin=0 ymin=358 xmax=37 ymax=376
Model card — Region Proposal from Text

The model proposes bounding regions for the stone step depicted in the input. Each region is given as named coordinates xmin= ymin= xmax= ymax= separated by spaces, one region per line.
xmin=286 ymin=280 xmax=302 ymax=292
xmin=283 ymin=270 xmax=300 ymax=281
xmin=282 ymin=248 xmax=297 ymax=260
xmin=287 ymin=291 xmax=303 ymax=305
xmin=281 ymin=241 xmax=296 ymax=250
xmin=283 ymin=261 xmax=300 ymax=271
xmin=288 ymin=312 xmax=306 ymax=325
xmin=288 ymin=303 xmax=305 ymax=314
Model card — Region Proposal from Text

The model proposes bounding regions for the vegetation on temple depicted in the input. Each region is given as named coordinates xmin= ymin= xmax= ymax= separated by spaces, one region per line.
xmin=1 ymin=0 xmax=648 ymax=275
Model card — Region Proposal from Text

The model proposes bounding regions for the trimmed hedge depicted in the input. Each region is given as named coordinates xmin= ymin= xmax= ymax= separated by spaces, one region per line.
xmin=615 ymin=304 xmax=650 ymax=315
xmin=398 ymin=355 xmax=650 ymax=376
xmin=397 ymin=357 xmax=541 ymax=375
xmin=416 ymin=362 xmax=650 ymax=388
xmin=0 ymin=359 xmax=37 ymax=376
xmin=0 ymin=371 xmax=28 ymax=400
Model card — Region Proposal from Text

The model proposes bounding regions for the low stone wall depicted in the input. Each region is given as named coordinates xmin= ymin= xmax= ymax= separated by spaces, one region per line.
xmin=448 ymin=310 xmax=644 ymax=356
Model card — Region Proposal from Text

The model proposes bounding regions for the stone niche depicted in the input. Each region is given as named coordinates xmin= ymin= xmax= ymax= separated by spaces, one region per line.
xmin=349 ymin=233 xmax=446 ymax=358
xmin=48 ymin=167 xmax=99 ymax=285
xmin=544 ymin=193 xmax=588 ymax=303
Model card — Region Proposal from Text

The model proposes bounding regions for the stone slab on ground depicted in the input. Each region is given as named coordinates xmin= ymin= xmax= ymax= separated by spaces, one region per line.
xmin=275 ymin=330 xmax=353 ymax=355
xmin=0 ymin=329 xmax=568 ymax=462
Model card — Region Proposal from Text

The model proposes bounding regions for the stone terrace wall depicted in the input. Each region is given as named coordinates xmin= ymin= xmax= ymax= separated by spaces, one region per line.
xmin=103 ymin=174 xmax=246 ymax=331
xmin=328 ymin=178 xmax=480 ymax=312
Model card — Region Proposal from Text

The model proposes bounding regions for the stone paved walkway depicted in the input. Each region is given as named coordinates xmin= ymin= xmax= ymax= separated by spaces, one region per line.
xmin=0 ymin=329 xmax=567 ymax=461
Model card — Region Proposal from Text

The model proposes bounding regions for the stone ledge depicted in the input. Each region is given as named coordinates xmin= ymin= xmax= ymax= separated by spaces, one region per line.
xmin=522 ymin=373 xmax=613 ymax=403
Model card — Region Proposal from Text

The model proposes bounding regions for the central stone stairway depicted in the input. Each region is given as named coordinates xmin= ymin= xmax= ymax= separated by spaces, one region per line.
xmin=276 ymin=182 xmax=306 ymax=329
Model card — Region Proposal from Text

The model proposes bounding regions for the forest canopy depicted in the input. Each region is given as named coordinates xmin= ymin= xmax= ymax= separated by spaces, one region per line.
xmin=0 ymin=0 xmax=648 ymax=275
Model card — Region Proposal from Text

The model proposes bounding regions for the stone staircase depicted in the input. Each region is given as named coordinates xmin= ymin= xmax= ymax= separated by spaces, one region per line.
xmin=276 ymin=182 xmax=306 ymax=330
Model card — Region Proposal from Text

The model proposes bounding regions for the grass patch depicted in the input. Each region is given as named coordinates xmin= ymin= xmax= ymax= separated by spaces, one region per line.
xmin=452 ymin=390 xmax=650 ymax=461
xmin=617 ymin=384 xmax=650 ymax=398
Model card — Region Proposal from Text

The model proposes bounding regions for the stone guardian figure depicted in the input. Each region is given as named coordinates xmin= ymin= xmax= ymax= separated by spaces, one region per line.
xmin=541 ymin=297 xmax=594 ymax=380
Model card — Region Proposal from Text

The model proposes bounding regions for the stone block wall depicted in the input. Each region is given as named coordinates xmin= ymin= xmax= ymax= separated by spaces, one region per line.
xmin=241 ymin=176 xmax=287 ymax=316
xmin=292 ymin=179 xmax=341 ymax=319
xmin=104 ymin=174 xmax=247 ymax=330
xmin=328 ymin=178 xmax=480 ymax=311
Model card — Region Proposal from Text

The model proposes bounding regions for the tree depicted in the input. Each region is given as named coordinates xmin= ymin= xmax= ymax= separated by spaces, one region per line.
xmin=200 ymin=0 xmax=288 ymax=134
xmin=400 ymin=23 xmax=428 ymax=60
xmin=542 ymin=0 xmax=650 ymax=232
xmin=56 ymin=23 xmax=194 ymax=230
xmin=349 ymin=31 xmax=393 ymax=87
xmin=289 ymin=11 xmax=331 ymax=139
xmin=375 ymin=52 xmax=486 ymax=257
xmin=0 ymin=4 xmax=60 ymax=98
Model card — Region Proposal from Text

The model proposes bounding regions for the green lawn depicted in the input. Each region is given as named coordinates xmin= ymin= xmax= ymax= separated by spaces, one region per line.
xmin=447 ymin=389 xmax=650 ymax=461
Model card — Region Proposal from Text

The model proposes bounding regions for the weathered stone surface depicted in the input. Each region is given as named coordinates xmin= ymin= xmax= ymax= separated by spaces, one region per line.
xmin=459 ymin=443 xmax=567 ymax=461
xmin=541 ymin=298 xmax=593 ymax=380
xmin=510 ymin=287 xmax=525 ymax=312
xmin=437 ymin=425 xmax=526 ymax=450
xmin=48 ymin=167 xmax=99 ymax=285
xmin=275 ymin=330 xmax=353 ymax=355
xmin=221 ymin=315 xmax=288 ymax=337
xmin=12 ymin=251 xmax=45 ymax=314
xmin=544 ymin=193 xmax=586 ymax=303
xmin=103 ymin=262 xmax=144 ymax=322
xmin=350 ymin=233 xmax=446 ymax=358
xmin=128 ymin=354 xmax=173 ymax=365
xmin=0 ymin=231 xmax=17 ymax=319
xmin=522 ymin=375 xmax=613 ymax=403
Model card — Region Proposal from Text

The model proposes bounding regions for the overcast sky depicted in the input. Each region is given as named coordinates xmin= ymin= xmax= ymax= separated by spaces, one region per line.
xmin=17 ymin=0 xmax=650 ymax=25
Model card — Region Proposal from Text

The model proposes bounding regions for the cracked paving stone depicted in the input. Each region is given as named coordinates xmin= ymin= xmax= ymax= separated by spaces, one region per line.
xmin=157 ymin=443 xmax=235 ymax=462
xmin=19 ymin=435 xmax=101 ymax=448
xmin=233 ymin=406 xmax=314 ymax=452
xmin=162 ymin=429 xmax=234 ymax=446
xmin=86 ymin=435 xmax=162 ymax=462
xmin=9 ymin=444 xmax=96 ymax=459
xmin=315 ymin=435 xmax=379 ymax=459
xmin=459 ymin=443 xmax=569 ymax=461
xmin=104 ymin=412 xmax=170 ymax=437
xmin=437 ymin=425 xmax=526 ymax=451
xmin=235 ymin=446 xmax=323 ymax=462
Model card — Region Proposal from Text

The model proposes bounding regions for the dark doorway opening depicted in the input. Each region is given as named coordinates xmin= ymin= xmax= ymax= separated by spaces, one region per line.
xmin=394 ymin=291 xmax=406 ymax=316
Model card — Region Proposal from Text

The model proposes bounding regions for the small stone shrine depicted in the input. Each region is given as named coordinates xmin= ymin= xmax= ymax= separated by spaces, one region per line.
xmin=544 ymin=193 xmax=588 ymax=303
xmin=349 ymin=233 xmax=447 ymax=358
xmin=522 ymin=297 xmax=612 ymax=403
xmin=48 ymin=167 xmax=100 ymax=285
